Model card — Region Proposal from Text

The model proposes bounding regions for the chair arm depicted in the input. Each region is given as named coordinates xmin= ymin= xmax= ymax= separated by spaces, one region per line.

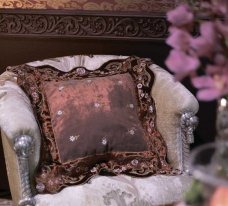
xmin=0 ymin=72 xmax=40 ymax=205
xmin=149 ymin=64 xmax=199 ymax=171
xmin=0 ymin=73 xmax=41 ymax=171
xmin=2 ymin=132 xmax=36 ymax=206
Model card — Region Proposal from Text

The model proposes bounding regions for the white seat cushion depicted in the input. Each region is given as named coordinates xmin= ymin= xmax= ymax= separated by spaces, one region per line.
xmin=35 ymin=174 xmax=192 ymax=206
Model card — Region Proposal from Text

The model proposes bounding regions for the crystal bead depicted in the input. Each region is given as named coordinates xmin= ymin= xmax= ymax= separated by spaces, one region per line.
xmin=102 ymin=137 xmax=107 ymax=145
xmin=58 ymin=86 xmax=64 ymax=91
xmin=113 ymin=168 xmax=122 ymax=173
xmin=94 ymin=103 xmax=101 ymax=108
xmin=32 ymin=92 xmax=38 ymax=99
xmin=36 ymin=183 xmax=45 ymax=192
xmin=149 ymin=106 xmax=153 ymax=113
xmin=69 ymin=135 xmax=80 ymax=142
xmin=90 ymin=167 xmax=97 ymax=173
xmin=48 ymin=180 xmax=54 ymax=186
xmin=69 ymin=136 xmax=75 ymax=142
xmin=129 ymin=104 xmax=134 ymax=109
xmin=118 ymin=80 xmax=123 ymax=85
xmin=76 ymin=67 xmax=86 ymax=75
xmin=128 ymin=129 xmax=135 ymax=135
xmin=137 ymin=83 xmax=143 ymax=89
xmin=57 ymin=110 xmax=63 ymax=116
xmin=131 ymin=159 xmax=139 ymax=166
xmin=41 ymin=173 xmax=47 ymax=178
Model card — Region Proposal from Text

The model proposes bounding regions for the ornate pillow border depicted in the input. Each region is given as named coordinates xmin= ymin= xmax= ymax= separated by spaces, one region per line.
xmin=7 ymin=56 xmax=173 ymax=194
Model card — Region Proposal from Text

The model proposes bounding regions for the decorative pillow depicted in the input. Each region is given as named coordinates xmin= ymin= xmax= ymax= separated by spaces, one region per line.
xmin=7 ymin=56 xmax=173 ymax=194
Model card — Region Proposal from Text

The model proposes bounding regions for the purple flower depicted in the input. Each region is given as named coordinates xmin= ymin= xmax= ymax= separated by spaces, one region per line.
xmin=192 ymin=74 xmax=228 ymax=101
xmin=165 ymin=50 xmax=200 ymax=73
xmin=196 ymin=88 xmax=222 ymax=101
xmin=215 ymin=20 xmax=228 ymax=37
xmin=191 ymin=75 xmax=221 ymax=101
xmin=200 ymin=22 xmax=217 ymax=46
xmin=190 ymin=36 xmax=214 ymax=57
xmin=167 ymin=4 xmax=194 ymax=27
xmin=191 ymin=76 xmax=215 ymax=89
xmin=165 ymin=1 xmax=228 ymax=101
xmin=166 ymin=27 xmax=192 ymax=51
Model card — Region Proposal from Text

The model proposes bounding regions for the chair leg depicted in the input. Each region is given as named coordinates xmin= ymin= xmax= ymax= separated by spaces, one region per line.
xmin=14 ymin=135 xmax=35 ymax=206
xmin=181 ymin=112 xmax=198 ymax=173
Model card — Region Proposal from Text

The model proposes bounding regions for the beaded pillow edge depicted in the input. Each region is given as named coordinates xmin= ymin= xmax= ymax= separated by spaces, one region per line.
xmin=7 ymin=56 xmax=174 ymax=194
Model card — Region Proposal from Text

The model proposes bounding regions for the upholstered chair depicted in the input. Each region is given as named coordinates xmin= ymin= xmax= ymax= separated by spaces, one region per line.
xmin=0 ymin=55 xmax=198 ymax=206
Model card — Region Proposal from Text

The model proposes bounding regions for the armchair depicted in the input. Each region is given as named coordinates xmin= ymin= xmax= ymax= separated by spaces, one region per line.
xmin=0 ymin=55 xmax=198 ymax=206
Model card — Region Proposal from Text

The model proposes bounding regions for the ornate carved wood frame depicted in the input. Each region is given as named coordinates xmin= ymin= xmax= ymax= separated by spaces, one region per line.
xmin=0 ymin=9 xmax=171 ymax=72
xmin=0 ymin=9 xmax=168 ymax=40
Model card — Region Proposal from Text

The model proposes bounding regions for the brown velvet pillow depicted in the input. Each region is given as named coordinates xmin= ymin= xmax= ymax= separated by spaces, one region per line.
xmin=8 ymin=56 xmax=173 ymax=194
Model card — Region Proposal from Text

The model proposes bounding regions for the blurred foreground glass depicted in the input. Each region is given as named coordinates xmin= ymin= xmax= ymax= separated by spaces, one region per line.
xmin=189 ymin=97 xmax=228 ymax=205
xmin=190 ymin=143 xmax=228 ymax=188
xmin=215 ymin=97 xmax=228 ymax=178
xmin=189 ymin=143 xmax=228 ymax=205
xmin=216 ymin=97 xmax=228 ymax=141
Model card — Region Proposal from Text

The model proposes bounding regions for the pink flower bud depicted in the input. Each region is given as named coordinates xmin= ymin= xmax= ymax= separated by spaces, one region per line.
xmin=200 ymin=22 xmax=217 ymax=46
xmin=196 ymin=88 xmax=221 ymax=101
xmin=167 ymin=4 xmax=194 ymax=27
xmin=166 ymin=27 xmax=192 ymax=51
xmin=190 ymin=36 xmax=214 ymax=58
xmin=191 ymin=76 xmax=215 ymax=89
xmin=165 ymin=50 xmax=200 ymax=73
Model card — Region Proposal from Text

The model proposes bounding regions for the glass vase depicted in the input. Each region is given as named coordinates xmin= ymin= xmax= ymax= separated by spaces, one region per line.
xmin=188 ymin=97 xmax=228 ymax=206
xmin=189 ymin=143 xmax=228 ymax=206
xmin=215 ymin=97 xmax=228 ymax=178
xmin=216 ymin=97 xmax=228 ymax=141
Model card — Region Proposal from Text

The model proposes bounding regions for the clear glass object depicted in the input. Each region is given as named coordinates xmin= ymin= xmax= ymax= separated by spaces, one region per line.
xmin=189 ymin=143 xmax=228 ymax=205
xmin=216 ymin=97 xmax=228 ymax=141
xmin=215 ymin=97 xmax=228 ymax=179
xmin=190 ymin=143 xmax=228 ymax=187
xmin=189 ymin=97 xmax=228 ymax=203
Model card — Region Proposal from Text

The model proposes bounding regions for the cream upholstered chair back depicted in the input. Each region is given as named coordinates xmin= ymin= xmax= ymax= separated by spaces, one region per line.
xmin=0 ymin=55 xmax=198 ymax=206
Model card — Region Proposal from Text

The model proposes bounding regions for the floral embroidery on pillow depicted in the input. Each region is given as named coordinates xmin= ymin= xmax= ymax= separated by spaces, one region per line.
xmin=8 ymin=56 xmax=174 ymax=194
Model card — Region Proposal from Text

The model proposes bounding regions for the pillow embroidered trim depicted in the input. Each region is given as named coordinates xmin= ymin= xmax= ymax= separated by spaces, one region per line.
xmin=7 ymin=56 xmax=174 ymax=194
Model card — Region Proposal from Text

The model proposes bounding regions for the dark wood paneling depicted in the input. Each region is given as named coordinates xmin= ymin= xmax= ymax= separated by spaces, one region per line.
xmin=0 ymin=36 xmax=170 ymax=71
xmin=0 ymin=9 xmax=168 ymax=40
xmin=0 ymin=9 xmax=170 ymax=71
